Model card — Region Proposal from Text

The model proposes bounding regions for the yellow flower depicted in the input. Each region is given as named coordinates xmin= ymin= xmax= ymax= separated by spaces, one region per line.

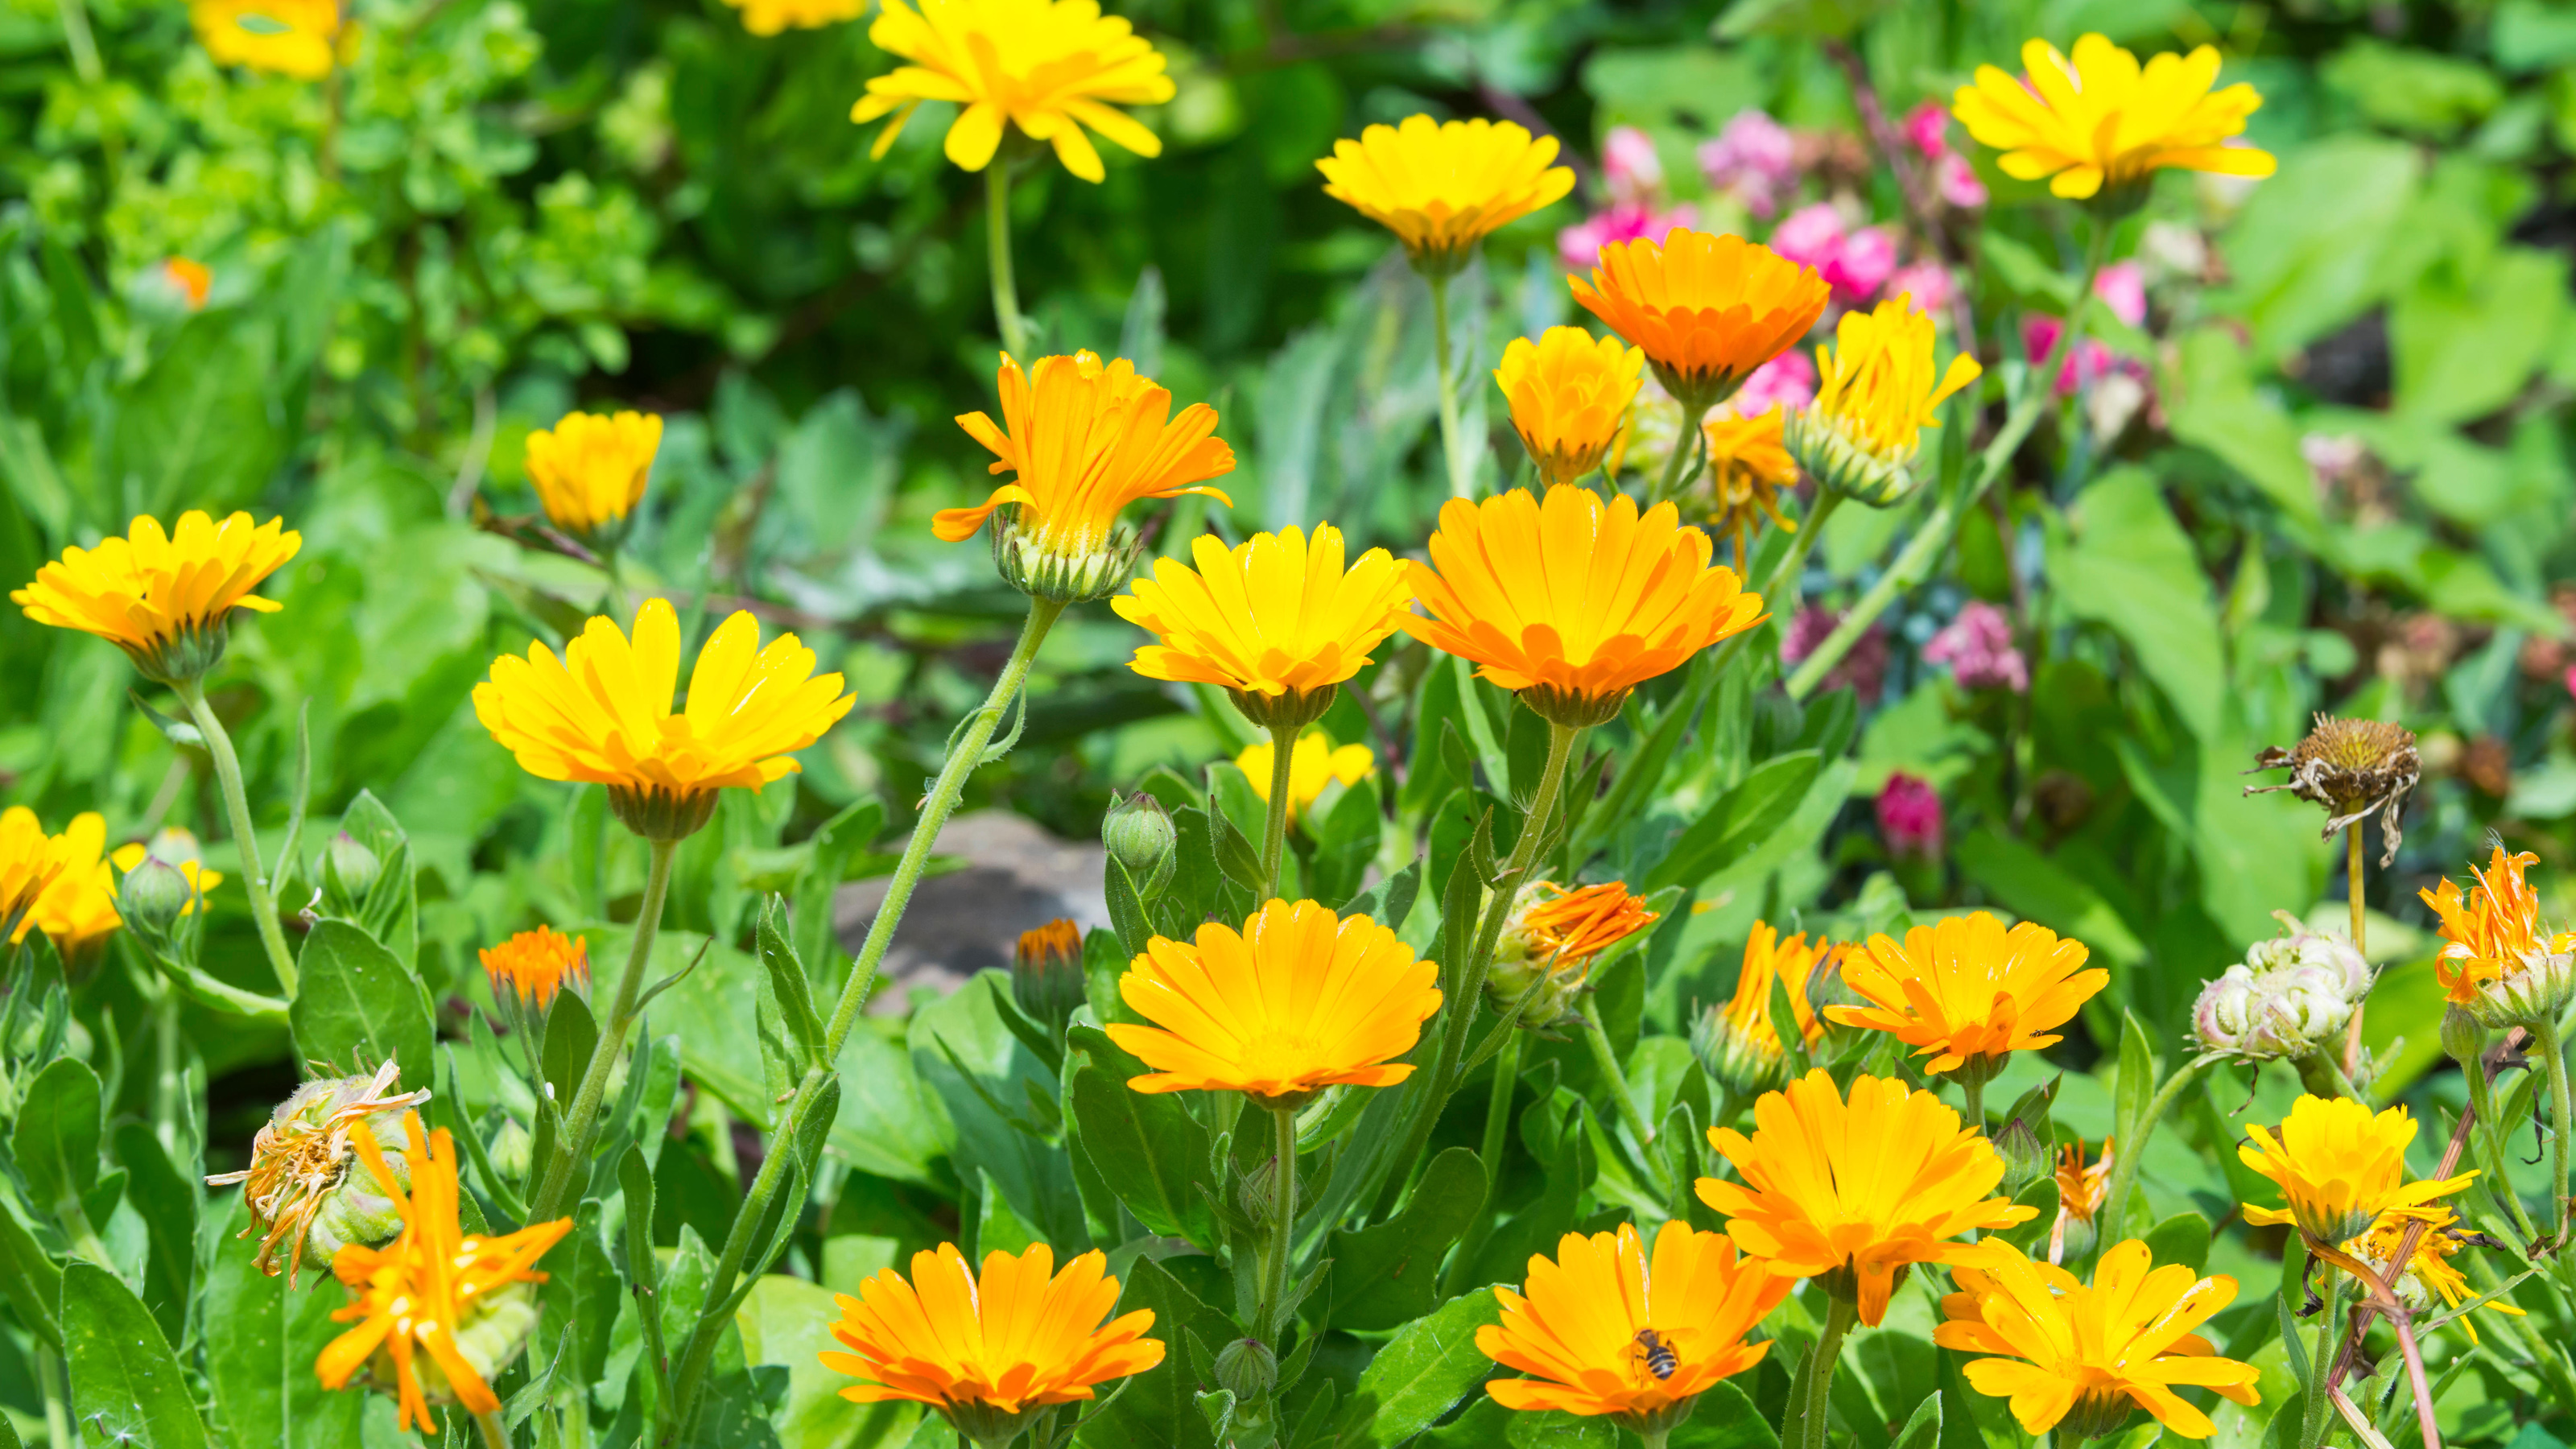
xmin=479 ymin=926 xmax=590 ymax=1013
xmin=1318 ymin=115 xmax=1576 ymax=275
xmin=1784 ymin=294 xmax=1982 ymax=508
xmin=0 ymin=809 xmax=78 ymax=947
xmin=1113 ymin=524 xmax=1411 ymax=729
xmin=316 ymin=1113 xmax=571 ymax=1429
xmin=1234 ymin=732 xmax=1374 ymax=828
xmin=24 ymin=813 xmax=118 ymax=963
xmin=523 ymin=411 xmax=663 ymax=540
xmin=2339 ymin=1207 xmax=2521 ymax=1344
xmin=2421 ymin=845 xmax=2576 ymax=1025
xmin=1569 ymin=229 xmax=1829 ymax=412
xmin=1107 ymin=898 xmax=1440 ymax=1106
xmin=821 ymin=1242 xmax=1164 ymax=1442
xmin=936 ymin=352 xmax=1236 ymax=602
xmin=1951 ymin=35 xmax=2276 ymax=203
xmin=2240 ymin=1095 xmax=2475 ymax=1249
xmin=1703 ymin=407 xmax=1800 ymax=572
xmin=1827 ymin=911 xmax=2104 ymax=1079
xmin=851 ymin=0 xmax=1174 ymax=183
xmin=13 ymin=511 xmax=301 ymax=684
xmin=1492 ymin=327 xmax=1647 ymax=488
xmin=1401 ymin=485 xmax=1767 ymax=729
xmin=1478 ymin=1221 xmax=1790 ymax=1434
xmin=473 ymin=599 xmax=856 ymax=841
xmin=1699 ymin=1070 xmax=2035 ymax=1325
xmin=1936 ymin=1239 xmax=2260 ymax=1442
xmin=206 ymin=1063 xmax=431 ymax=1286
xmin=191 ymin=0 xmax=345 ymax=79
xmin=724 ymin=0 xmax=865 ymax=34
xmin=1691 ymin=923 xmax=1829 ymax=1095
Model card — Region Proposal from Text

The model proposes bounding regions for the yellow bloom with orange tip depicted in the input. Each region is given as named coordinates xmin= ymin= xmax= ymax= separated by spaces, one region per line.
xmin=2422 ymin=844 xmax=2576 ymax=1027
xmin=1951 ymin=35 xmax=2275 ymax=204
xmin=2339 ymin=1205 xmax=2521 ymax=1344
xmin=1827 ymin=910 xmax=2105 ymax=1080
xmin=523 ymin=411 xmax=662 ymax=540
xmin=937 ymin=351 xmax=1236 ymax=602
xmin=851 ymin=0 xmax=1173 ymax=183
xmin=13 ymin=510 xmax=300 ymax=684
xmin=1114 ymin=524 xmax=1411 ymax=730
xmin=1699 ymin=1071 xmax=2035 ymax=1325
xmin=2240 ymin=1094 xmax=2475 ymax=1249
xmin=1492 ymin=327 xmax=1647 ymax=488
xmin=1318 ymin=116 xmax=1576 ymax=276
xmin=0 ymin=808 xmax=78 ymax=947
xmin=1785 ymin=294 xmax=1982 ymax=508
xmin=191 ymin=0 xmax=345 ymax=79
xmin=1235 ymin=732 xmax=1373 ymax=828
xmin=820 ymin=1241 xmax=1163 ymax=1441
xmin=316 ymin=1113 xmax=571 ymax=1430
xmin=23 ymin=812 xmax=117 ymax=963
xmin=1690 ymin=922 xmax=1828 ymax=1095
xmin=1478 ymin=1220 xmax=1790 ymax=1434
xmin=1936 ymin=1238 xmax=2259 ymax=1442
xmin=1402 ymin=485 xmax=1768 ymax=729
xmin=479 ymin=926 xmax=590 ymax=1012
xmin=1108 ymin=898 xmax=1440 ymax=1106
xmin=1569 ymin=229 xmax=1829 ymax=412
xmin=724 ymin=0 xmax=865 ymax=34
xmin=473 ymin=599 xmax=855 ymax=841
xmin=1703 ymin=406 xmax=1799 ymax=572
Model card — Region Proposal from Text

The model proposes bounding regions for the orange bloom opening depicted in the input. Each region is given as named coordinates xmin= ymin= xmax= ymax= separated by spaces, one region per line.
xmin=1516 ymin=881 xmax=1658 ymax=966
xmin=1569 ymin=229 xmax=1829 ymax=411
xmin=479 ymin=926 xmax=590 ymax=1011
xmin=1827 ymin=911 xmax=2106 ymax=1077
xmin=1703 ymin=406 xmax=1799 ymax=572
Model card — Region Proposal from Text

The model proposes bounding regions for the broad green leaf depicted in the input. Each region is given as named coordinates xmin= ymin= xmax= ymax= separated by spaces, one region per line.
xmin=536 ymin=1204 xmax=621 ymax=1394
xmin=1890 ymin=1389 xmax=1944 ymax=1449
xmin=63 ymin=1261 xmax=209 ymax=1449
xmin=792 ymin=797 xmax=886 ymax=980
xmin=734 ymin=1274 xmax=920 ymax=1449
xmin=0 ymin=1187 xmax=61 ymax=1352
xmin=291 ymin=920 xmax=436 ymax=1094
xmin=2212 ymin=136 xmax=2421 ymax=358
xmin=2140 ymin=1212 xmax=2212 ymax=1278
xmin=1065 ymin=1037 xmax=1216 ymax=1248
xmin=1071 ymin=1257 xmax=1224 ymax=1449
xmin=1646 ymin=751 xmax=1820 ymax=892
xmin=12 ymin=1057 xmax=100 ymax=1223
xmin=1670 ymin=1381 xmax=1781 ymax=1449
xmin=910 ymin=973 xmax=1085 ymax=1249
xmin=758 ymin=898 xmax=828 ymax=1069
xmin=1427 ymin=1398 xmax=1617 ymax=1446
xmin=1953 ymin=830 xmax=2149 ymax=970
xmin=113 ymin=1122 xmax=197 ymax=1345
xmin=328 ymin=790 xmax=418 ymax=970
xmin=2050 ymin=469 xmax=2223 ymax=740
xmin=202 ymin=1195 xmax=365 ymax=1449
xmin=1322 ymin=1147 xmax=1488 ymax=1331
xmin=1335 ymin=1290 xmax=1506 ymax=1447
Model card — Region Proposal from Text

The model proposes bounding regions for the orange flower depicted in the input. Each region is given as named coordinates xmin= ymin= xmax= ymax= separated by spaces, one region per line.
xmin=1478 ymin=1221 xmax=1790 ymax=1433
xmin=479 ymin=926 xmax=589 ymax=1012
xmin=1107 ymin=898 xmax=1440 ymax=1104
xmin=1827 ymin=912 xmax=2106 ymax=1078
xmin=1492 ymin=326 xmax=1646 ymax=488
xmin=163 ymin=258 xmax=213 ymax=309
xmin=1569 ymin=229 xmax=1829 ymax=411
xmin=1703 ymin=407 xmax=1799 ymax=571
xmin=821 ymin=1242 xmax=1163 ymax=1442
xmin=1513 ymin=881 xmax=1657 ymax=964
xmin=2422 ymin=845 xmax=2576 ymax=1024
xmin=1401 ymin=485 xmax=1767 ymax=728
xmin=1692 ymin=923 xmax=1830 ymax=1095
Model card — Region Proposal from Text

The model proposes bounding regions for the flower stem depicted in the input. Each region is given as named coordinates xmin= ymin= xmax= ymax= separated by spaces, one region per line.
xmin=174 ymin=679 xmax=299 ymax=997
xmin=1258 ymin=1102 xmax=1300 ymax=1339
xmin=2094 ymin=1054 xmax=2211 ymax=1245
xmin=987 ymin=160 xmax=1029 ymax=361
xmin=2539 ymin=1018 xmax=2574 ymax=1252
xmin=822 ymin=597 xmax=1064 ymax=1059
xmin=1790 ymin=1296 xmax=1858 ymax=1449
xmin=2459 ymin=1040 xmax=2538 ymax=1240
xmin=1785 ymin=223 xmax=2112 ymax=702
xmin=1426 ymin=270 xmax=1476 ymax=498
xmin=2342 ymin=824 xmax=2369 ymax=1078
xmin=1580 ymin=993 xmax=1675 ymax=1199
xmin=1441 ymin=1025 xmax=1523 ymax=1297
xmin=1761 ymin=490 xmax=1840 ymax=608
xmin=527 ymin=836 xmax=675 ymax=1222
xmin=473 ymin=1408 xmax=510 ymax=1449
xmin=1260 ymin=722 xmax=1297 ymax=901
xmin=2300 ymin=1273 xmax=2346 ymax=1449
xmin=1653 ymin=401 xmax=1712 ymax=510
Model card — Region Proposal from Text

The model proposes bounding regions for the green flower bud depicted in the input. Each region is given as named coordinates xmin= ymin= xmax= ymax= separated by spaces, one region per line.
xmin=1992 ymin=1115 xmax=2051 ymax=1194
xmin=2441 ymin=1005 xmax=2485 ymax=1067
xmin=117 ymin=856 xmax=195 ymax=937
xmin=1215 ymin=1338 xmax=1278 ymax=1402
xmin=993 ymin=510 xmax=1143 ymax=604
xmin=1237 ymin=1154 xmax=1278 ymax=1232
xmin=322 ymin=831 xmax=382 ymax=905
xmin=1102 ymin=792 xmax=1179 ymax=898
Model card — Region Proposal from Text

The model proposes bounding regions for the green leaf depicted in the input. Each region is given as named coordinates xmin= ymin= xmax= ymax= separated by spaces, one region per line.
xmin=1426 ymin=1398 xmax=1617 ymax=1446
xmin=910 ymin=973 xmax=1087 ymax=1249
xmin=1323 ymin=1147 xmax=1488 ymax=1331
xmin=12 ymin=1057 xmax=100 ymax=1224
xmin=1646 ymin=751 xmax=1820 ymax=892
xmin=291 ymin=919 xmax=436 ymax=1094
xmin=1065 ymin=1034 xmax=1216 ymax=1248
xmin=113 ymin=1123 xmax=197 ymax=1345
xmin=758 ymin=898 xmax=828 ymax=1072
xmin=537 ymin=1204 xmax=621 ymax=1393
xmin=1670 ymin=1381 xmax=1780 ymax=1449
xmin=2050 ymin=469 xmax=2224 ymax=740
xmin=63 ymin=1261 xmax=209 ymax=1449
xmin=1335 ymin=1290 xmax=1506 ymax=1447
xmin=793 ymin=797 xmax=885 ymax=978
xmin=329 ymin=789 xmax=418 ymax=970
xmin=2140 ymin=1212 xmax=2213 ymax=1278
xmin=733 ymin=1274 xmax=919 ymax=1449
xmin=541 ymin=989 xmax=601 ymax=1115
xmin=201 ymin=1194 xmax=365 ymax=1449
xmin=0 ymin=1188 xmax=61 ymax=1352
xmin=1071 ymin=1257 xmax=1224 ymax=1449
xmin=1890 ymin=1389 xmax=1944 ymax=1449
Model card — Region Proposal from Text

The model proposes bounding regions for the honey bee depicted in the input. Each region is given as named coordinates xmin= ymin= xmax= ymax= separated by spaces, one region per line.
xmin=1629 ymin=1328 xmax=1679 ymax=1381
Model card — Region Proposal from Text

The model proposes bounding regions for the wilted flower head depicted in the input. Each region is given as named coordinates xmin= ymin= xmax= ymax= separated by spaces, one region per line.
xmin=2246 ymin=714 xmax=2420 ymax=867
xmin=1697 ymin=110 xmax=1798 ymax=218
xmin=1700 ymin=408 xmax=1799 ymax=572
xmin=2190 ymin=917 xmax=2371 ymax=1062
xmin=1876 ymin=773 xmax=1945 ymax=859
xmin=2050 ymin=1137 xmax=2112 ymax=1264
xmin=2339 ymin=1206 xmax=2522 ymax=1344
xmin=204 ymin=1062 xmax=431 ymax=1286
xmin=2421 ymin=846 xmax=2576 ymax=1029
xmin=1924 ymin=601 xmax=2029 ymax=693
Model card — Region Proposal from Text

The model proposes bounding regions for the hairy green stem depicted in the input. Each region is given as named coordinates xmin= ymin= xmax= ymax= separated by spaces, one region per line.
xmin=528 ymin=837 xmax=675 ymax=1222
xmin=1260 ymin=721 xmax=1297 ymax=901
xmin=1792 ymin=1297 xmax=1858 ymax=1449
xmin=37 ymin=1347 xmax=68 ymax=1449
xmin=175 ymin=679 xmax=299 ymax=996
xmin=1443 ymin=1026 xmax=1525 ymax=1297
xmin=670 ymin=1063 xmax=829 ymax=1437
xmin=2095 ymin=1054 xmax=2210 ymax=1245
xmin=1258 ymin=1103 xmax=1302 ymax=1339
xmin=988 ymin=161 xmax=1028 ymax=360
xmin=1426 ymin=271 xmax=1476 ymax=497
xmin=1652 ymin=401 xmax=1711 ymax=510
xmin=2541 ymin=1019 xmax=2574 ymax=1253
xmin=2300 ymin=1273 xmax=2346 ymax=1449
xmin=1581 ymin=994 xmax=1675 ymax=1199
xmin=2459 ymin=1040 xmax=2537 ymax=1239
xmin=473 ymin=1408 xmax=510 ymax=1449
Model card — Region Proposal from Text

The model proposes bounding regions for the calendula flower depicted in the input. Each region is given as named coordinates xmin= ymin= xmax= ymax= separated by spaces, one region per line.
xmin=1012 ymin=919 xmax=1088 ymax=1033
xmin=1479 ymin=1221 xmax=1790 ymax=1435
xmin=162 ymin=258 xmax=213 ymax=310
xmin=2339 ymin=1206 xmax=2521 ymax=1344
xmin=523 ymin=411 xmax=663 ymax=542
xmin=1936 ymin=1239 xmax=2259 ymax=1442
xmin=2050 ymin=1138 xmax=2112 ymax=1263
xmin=2239 ymin=1095 xmax=2475 ymax=1249
xmin=822 ymin=1242 xmax=1163 ymax=1444
xmin=1951 ymin=35 xmax=2276 ymax=205
xmin=1114 ymin=524 xmax=1410 ymax=731
xmin=479 ymin=926 xmax=590 ymax=1013
xmin=1690 ymin=923 xmax=1829 ymax=1096
xmin=1235 ymin=732 xmax=1373 ymax=828
xmin=936 ymin=352 xmax=1236 ymax=602
xmin=13 ymin=511 xmax=301 ymax=684
xmin=0 ymin=809 xmax=78 ymax=947
xmin=724 ymin=0 xmax=865 ymax=34
xmin=2248 ymin=715 xmax=2420 ymax=867
xmin=1699 ymin=1071 xmax=2035 ymax=1325
xmin=1827 ymin=912 xmax=2103 ymax=1080
xmin=205 ymin=1063 xmax=431 ymax=1286
xmin=1784 ymin=294 xmax=1982 ymax=508
xmin=1485 ymin=881 xmax=1657 ymax=1029
xmin=2422 ymin=846 xmax=2576 ymax=1027
xmin=23 ymin=813 xmax=118 ymax=964
xmin=1402 ymin=485 xmax=1768 ymax=729
xmin=316 ymin=1113 xmax=571 ymax=1430
xmin=191 ymin=0 xmax=344 ymax=79
xmin=851 ymin=0 xmax=1174 ymax=183
xmin=473 ymin=599 xmax=856 ymax=841
xmin=1568 ymin=229 xmax=1829 ymax=412
xmin=1492 ymin=327 xmax=1647 ymax=488
xmin=1108 ymin=898 xmax=1439 ymax=1106
xmin=1319 ymin=116 xmax=1576 ymax=276
xmin=1702 ymin=407 xmax=1799 ymax=572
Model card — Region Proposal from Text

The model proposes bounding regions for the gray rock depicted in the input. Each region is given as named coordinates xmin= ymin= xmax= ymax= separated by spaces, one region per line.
xmin=833 ymin=809 xmax=1109 ymax=1009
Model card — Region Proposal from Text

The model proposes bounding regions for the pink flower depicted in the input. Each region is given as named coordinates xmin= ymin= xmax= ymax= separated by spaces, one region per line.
xmin=1876 ymin=773 xmax=1945 ymax=860
xmin=1698 ymin=109 xmax=1797 ymax=218
xmin=2565 ymin=663 xmax=2576 ymax=702
xmin=1557 ymin=202 xmax=1700 ymax=271
xmin=1728 ymin=351 xmax=1816 ymax=416
xmin=1923 ymin=601 xmax=2029 ymax=693
xmin=1883 ymin=262 xmax=1955 ymax=318
xmin=1781 ymin=604 xmax=1887 ymax=703
xmin=1827 ymin=225 xmax=1897 ymax=302
xmin=1601 ymin=126 xmax=1665 ymax=204
xmin=1902 ymin=101 xmax=1951 ymax=159
xmin=1934 ymin=153 xmax=1988 ymax=209
xmin=2095 ymin=262 xmax=2148 ymax=328
xmin=1768 ymin=202 xmax=1845 ymax=271
xmin=2022 ymin=268 xmax=2152 ymax=395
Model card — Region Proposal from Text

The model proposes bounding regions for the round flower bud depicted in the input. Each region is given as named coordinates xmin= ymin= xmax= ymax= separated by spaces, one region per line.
xmin=1102 ymin=792 xmax=1179 ymax=899
xmin=1236 ymin=1154 xmax=1278 ymax=1232
xmin=1991 ymin=1114 xmax=2051 ymax=1195
xmin=2441 ymin=1004 xmax=2486 ymax=1067
xmin=1215 ymin=1338 xmax=1278 ymax=1402
xmin=1689 ymin=1006 xmax=1786 ymax=1098
xmin=116 ymin=856 xmax=195 ymax=937
xmin=202 ymin=1060 xmax=431 ymax=1285
xmin=488 ymin=1116 xmax=534 ymax=1182
xmin=322 ymin=831 xmax=382 ymax=904
xmin=2244 ymin=923 xmax=2371 ymax=1000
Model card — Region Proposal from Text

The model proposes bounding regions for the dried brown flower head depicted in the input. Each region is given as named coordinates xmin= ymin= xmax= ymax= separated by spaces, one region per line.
xmin=204 ymin=1059 xmax=429 ymax=1285
xmin=2245 ymin=714 xmax=2420 ymax=866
